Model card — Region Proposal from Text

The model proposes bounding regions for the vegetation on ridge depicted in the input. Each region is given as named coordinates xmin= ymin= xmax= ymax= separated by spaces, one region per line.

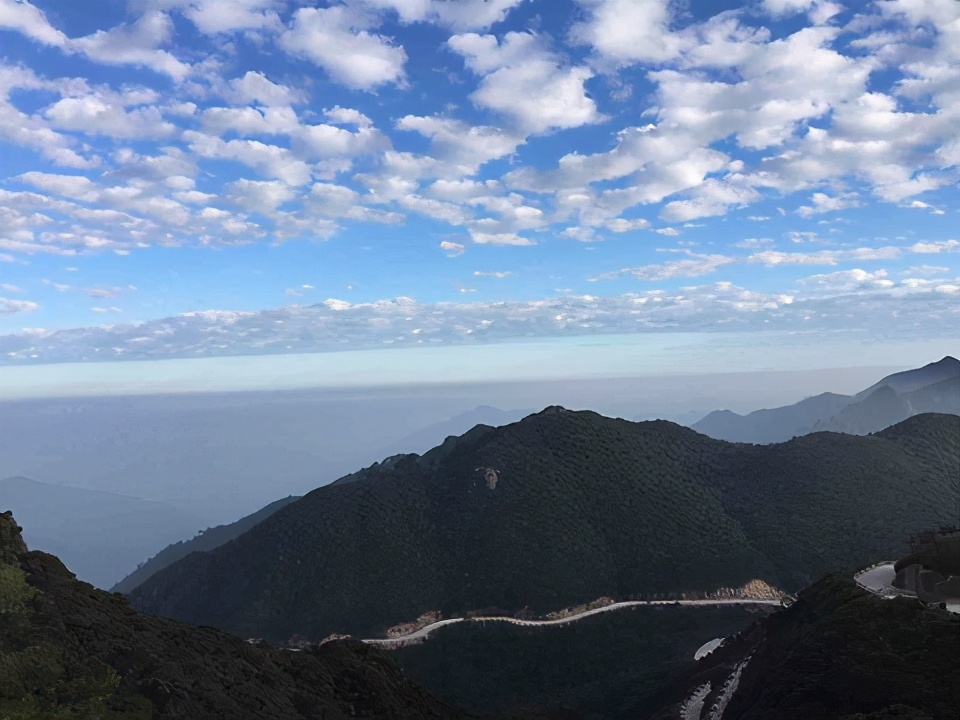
xmin=128 ymin=411 xmax=960 ymax=643
xmin=651 ymin=575 xmax=960 ymax=720
xmin=0 ymin=511 xmax=469 ymax=720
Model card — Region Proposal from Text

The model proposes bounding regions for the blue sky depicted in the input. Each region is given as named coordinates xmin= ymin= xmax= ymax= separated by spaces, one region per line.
xmin=0 ymin=0 xmax=957 ymax=368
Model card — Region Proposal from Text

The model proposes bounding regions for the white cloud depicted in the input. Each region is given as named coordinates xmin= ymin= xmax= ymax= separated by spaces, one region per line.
xmin=569 ymin=0 xmax=686 ymax=65
xmin=561 ymin=226 xmax=597 ymax=242
xmin=307 ymin=182 xmax=403 ymax=224
xmin=42 ymin=279 xmax=131 ymax=298
xmin=0 ymin=65 xmax=98 ymax=168
xmin=448 ymin=32 xmax=603 ymax=133
xmin=183 ymin=131 xmax=312 ymax=185
xmin=280 ymin=6 xmax=407 ymax=91
xmin=18 ymin=172 xmax=98 ymax=202
xmin=591 ymin=253 xmax=735 ymax=281
xmin=748 ymin=246 xmax=902 ymax=266
xmin=762 ymin=0 xmax=815 ymax=15
xmin=362 ymin=0 xmax=525 ymax=31
xmin=901 ymin=265 xmax=949 ymax=277
xmin=72 ymin=12 xmax=192 ymax=81
xmin=428 ymin=179 xmax=501 ymax=203
xmin=0 ymin=296 xmax=38 ymax=314
xmin=399 ymin=195 xmax=471 ymax=225
xmin=396 ymin=115 xmax=522 ymax=175
xmin=226 ymin=71 xmax=303 ymax=106
xmin=659 ymin=177 xmax=761 ymax=222
xmin=323 ymin=298 xmax=352 ymax=311
xmin=44 ymin=95 xmax=176 ymax=139
xmin=761 ymin=0 xmax=840 ymax=24
xmin=903 ymin=200 xmax=945 ymax=215
xmin=795 ymin=191 xmax=859 ymax=217
xmin=468 ymin=230 xmax=535 ymax=246
xmin=439 ymin=240 xmax=465 ymax=256
xmin=2 ymin=278 xmax=959 ymax=363
xmin=200 ymin=105 xmax=301 ymax=137
xmin=796 ymin=268 xmax=896 ymax=293
xmin=326 ymin=106 xmax=372 ymax=127
xmin=734 ymin=237 xmax=774 ymax=248
xmin=0 ymin=0 xmax=67 ymax=46
xmin=473 ymin=270 xmax=512 ymax=278
xmin=226 ymin=179 xmax=296 ymax=214
xmin=606 ymin=218 xmax=649 ymax=233
xmin=910 ymin=239 xmax=959 ymax=254
xmin=153 ymin=0 xmax=283 ymax=35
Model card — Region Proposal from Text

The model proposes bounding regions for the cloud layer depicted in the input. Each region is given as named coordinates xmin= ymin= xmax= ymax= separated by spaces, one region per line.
xmin=0 ymin=0 xmax=957 ymax=355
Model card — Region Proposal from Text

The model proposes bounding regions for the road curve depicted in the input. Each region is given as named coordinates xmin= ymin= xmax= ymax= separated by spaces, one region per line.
xmin=362 ymin=598 xmax=783 ymax=648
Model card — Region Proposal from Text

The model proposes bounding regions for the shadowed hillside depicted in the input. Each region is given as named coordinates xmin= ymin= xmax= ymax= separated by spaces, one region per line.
xmin=651 ymin=576 xmax=960 ymax=720
xmin=392 ymin=603 xmax=775 ymax=718
xmin=0 ymin=511 xmax=470 ymax=720
xmin=111 ymin=495 xmax=299 ymax=595
xmin=128 ymin=410 xmax=960 ymax=642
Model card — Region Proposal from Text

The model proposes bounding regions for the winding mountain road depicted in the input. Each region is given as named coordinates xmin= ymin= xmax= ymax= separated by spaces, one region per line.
xmin=362 ymin=597 xmax=783 ymax=648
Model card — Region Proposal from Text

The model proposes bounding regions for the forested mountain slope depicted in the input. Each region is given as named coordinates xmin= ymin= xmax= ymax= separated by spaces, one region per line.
xmin=0 ymin=511 xmax=469 ymax=720
xmin=651 ymin=576 xmax=959 ymax=720
xmin=128 ymin=411 xmax=960 ymax=642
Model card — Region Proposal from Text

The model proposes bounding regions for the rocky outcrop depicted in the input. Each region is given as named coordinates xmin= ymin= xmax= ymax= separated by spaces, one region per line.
xmin=0 ymin=510 xmax=27 ymax=564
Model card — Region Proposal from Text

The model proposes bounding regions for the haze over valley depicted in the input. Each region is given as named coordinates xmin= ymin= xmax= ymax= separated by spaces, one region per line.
xmin=4 ymin=359 xmax=956 ymax=589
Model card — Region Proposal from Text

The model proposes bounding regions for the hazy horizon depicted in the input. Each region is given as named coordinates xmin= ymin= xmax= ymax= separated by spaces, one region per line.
xmin=2 ymin=331 xmax=956 ymax=401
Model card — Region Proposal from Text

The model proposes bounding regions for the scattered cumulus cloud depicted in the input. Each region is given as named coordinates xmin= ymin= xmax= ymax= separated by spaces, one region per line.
xmin=439 ymin=240 xmax=465 ymax=256
xmin=280 ymin=6 xmax=408 ymax=91
xmin=0 ymin=0 xmax=957 ymax=347
xmin=590 ymin=253 xmax=736 ymax=281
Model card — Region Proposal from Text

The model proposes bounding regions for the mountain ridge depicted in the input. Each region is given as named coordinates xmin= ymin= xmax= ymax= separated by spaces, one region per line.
xmin=128 ymin=410 xmax=960 ymax=643
xmin=692 ymin=356 xmax=958 ymax=443
xmin=110 ymin=495 xmax=300 ymax=595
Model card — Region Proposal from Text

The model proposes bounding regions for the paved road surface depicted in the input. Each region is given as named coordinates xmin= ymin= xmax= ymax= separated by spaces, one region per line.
xmin=363 ymin=597 xmax=783 ymax=647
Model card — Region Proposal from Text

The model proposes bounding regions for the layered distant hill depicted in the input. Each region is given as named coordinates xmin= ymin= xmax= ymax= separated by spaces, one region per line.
xmin=374 ymin=405 xmax=531 ymax=457
xmin=111 ymin=495 xmax=300 ymax=595
xmin=652 ymin=575 xmax=959 ymax=720
xmin=692 ymin=356 xmax=958 ymax=443
xmin=0 ymin=476 xmax=200 ymax=589
xmin=128 ymin=409 xmax=960 ymax=642
xmin=0 ymin=511 xmax=468 ymax=720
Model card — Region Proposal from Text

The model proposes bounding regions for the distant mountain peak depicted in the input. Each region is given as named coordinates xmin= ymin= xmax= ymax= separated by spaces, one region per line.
xmin=692 ymin=356 xmax=959 ymax=443
xmin=537 ymin=405 xmax=570 ymax=415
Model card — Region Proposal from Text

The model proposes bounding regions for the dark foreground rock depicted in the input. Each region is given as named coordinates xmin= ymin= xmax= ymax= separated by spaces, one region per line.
xmin=0 ymin=510 xmax=471 ymax=720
